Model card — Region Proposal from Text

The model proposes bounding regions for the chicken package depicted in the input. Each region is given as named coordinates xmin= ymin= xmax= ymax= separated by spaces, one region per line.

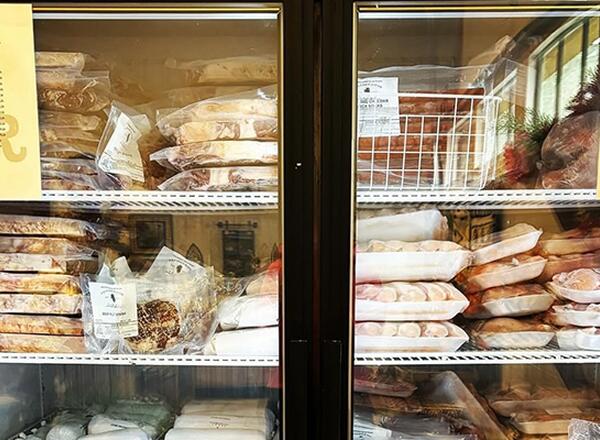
xmin=78 ymin=430 xmax=150 ymax=440
xmin=0 ymin=333 xmax=85 ymax=353
xmin=355 ymin=321 xmax=468 ymax=352
xmin=173 ymin=413 xmax=274 ymax=434
xmin=0 ymin=273 xmax=80 ymax=294
xmin=165 ymin=429 xmax=264 ymax=440
xmin=0 ymin=314 xmax=82 ymax=335
xmin=218 ymin=294 xmax=278 ymax=330
xmin=41 ymin=158 xmax=97 ymax=175
xmin=0 ymin=293 xmax=81 ymax=315
xmin=150 ymin=140 xmax=278 ymax=170
xmin=356 ymin=209 xmax=448 ymax=243
xmin=246 ymin=270 xmax=278 ymax=295
xmin=455 ymin=254 xmax=547 ymax=293
xmin=0 ymin=253 xmax=97 ymax=274
xmin=39 ymin=110 xmax=102 ymax=131
xmin=355 ymin=240 xmax=472 ymax=283
xmin=547 ymin=269 xmax=600 ymax=303
xmin=204 ymin=326 xmax=278 ymax=356
xmin=355 ymin=282 xmax=468 ymax=321
xmin=165 ymin=55 xmax=277 ymax=85
xmin=0 ymin=214 xmax=113 ymax=240
xmin=470 ymin=223 xmax=542 ymax=265
xmin=158 ymin=166 xmax=278 ymax=191
xmin=470 ymin=318 xmax=555 ymax=349
xmin=510 ymin=409 xmax=600 ymax=435
xmin=539 ymin=227 xmax=600 ymax=256
xmin=354 ymin=366 xmax=417 ymax=398
xmin=463 ymin=284 xmax=554 ymax=319
xmin=537 ymin=251 xmax=600 ymax=282
xmin=35 ymin=51 xmax=87 ymax=70
xmin=550 ymin=303 xmax=600 ymax=327
xmin=37 ymin=71 xmax=112 ymax=114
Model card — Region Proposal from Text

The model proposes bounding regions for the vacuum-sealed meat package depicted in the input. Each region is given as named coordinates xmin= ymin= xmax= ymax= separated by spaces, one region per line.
xmin=42 ymin=172 xmax=101 ymax=191
xmin=204 ymin=326 xmax=278 ymax=356
xmin=0 ymin=293 xmax=81 ymax=315
xmin=39 ymin=110 xmax=102 ymax=131
xmin=470 ymin=223 xmax=542 ymax=265
xmin=37 ymin=71 xmax=112 ymax=113
xmin=354 ymin=366 xmax=417 ymax=398
xmin=550 ymin=303 xmax=600 ymax=327
xmin=0 ymin=273 xmax=80 ymax=294
xmin=217 ymin=294 xmax=278 ymax=330
xmin=35 ymin=51 xmax=87 ymax=71
xmin=0 ymin=253 xmax=97 ymax=274
xmin=469 ymin=317 xmax=554 ymax=349
xmin=150 ymin=140 xmax=278 ymax=170
xmin=158 ymin=166 xmax=278 ymax=191
xmin=40 ymin=127 xmax=100 ymax=147
xmin=539 ymin=227 xmax=600 ymax=256
xmin=547 ymin=269 xmax=600 ymax=303
xmin=165 ymin=55 xmax=277 ymax=85
xmin=0 ymin=314 xmax=82 ymax=336
xmin=0 ymin=237 xmax=97 ymax=256
xmin=456 ymin=254 xmax=547 ymax=293
xmin=354 ymin=321 xmax=468 ymax=352
xmin=355 ymin=282 xmax=468 ymax=321
xmin=0 ymin=214 xmax=113 ymax=240
xmin=41 ymin=158 xmax=97 ymax=175
xmin=463 ymin=284 xmax=554 ymax=318
xmin=41 ymin=141 xmax=98 ymax=159
xmin=356 ymin=209 xmax=448 ymax=243
xmin=511 ymin=409 xmax=600 ymax=435
xmin=0 ymin=333 xmax=85 ymax=353
xmin=538 ymin=251 xmax=600 ymax=282
xmin=355 ymin=240 xmax=472 ymax=283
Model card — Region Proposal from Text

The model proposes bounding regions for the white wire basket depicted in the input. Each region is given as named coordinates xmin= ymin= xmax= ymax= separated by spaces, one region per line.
xmin=357 ymin=92 xmax=501 ymax=191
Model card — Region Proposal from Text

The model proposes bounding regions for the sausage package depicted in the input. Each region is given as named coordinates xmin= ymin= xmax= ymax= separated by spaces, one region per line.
xmin=470 ymin=318 xmax=555 ymax=349
xmin=354 ymin=321 xmax=468 ymax=352
xmin=0 ymin=314 xmax=83 ymax=335
xmin=217 ymin=294 xmax=278 ymax=330
xmin=0 ymin=293 xmax=81 ymax=315
xmin=470 ymin=223 xmax=542 ymax=265
xmin=355 ymin=282 xmax=468 ymax=321
xmin=355 ymin=240 xmax=472 ymax=283
xmin=539 ymin=227 xmax=600 ymax=256
xmin=158 ymin=166 xmax=278 ymax=192
xmin=0 ymin=214 xmax=114 ymax=240
xmin=456 ymin=254 xmax=547 ymax=293
xmin=547 ymin=269 xmax=600 ymax=303
xmin=463 ymin=284 xmax=554 ymax=319
xmin=538 ymin=251 xmax=600 ymax=283
xmin=0 ymin=333 xmax=85 ymax=353
xmin=204 ymin=326 xmax=278 ymax=356
xmin=356 ymin=209 xmax=448 ymax=243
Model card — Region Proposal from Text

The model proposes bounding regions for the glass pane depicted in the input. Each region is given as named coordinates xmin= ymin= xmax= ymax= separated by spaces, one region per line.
xmin=586 ymin=16 xmax=600 ymax=81
xmin=559 ymin=26 xmax=584 ymax=116
xmin=541 ymin=47 xmax=558 ymax=116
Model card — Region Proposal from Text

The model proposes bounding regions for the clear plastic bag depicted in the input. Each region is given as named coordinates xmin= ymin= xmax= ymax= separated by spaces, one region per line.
xmin=0 ymin=273 xmax=80 ymax=294
xmin=463 ymin=284 xmax=554 ymax=318
xmin=41 ymin=141 xmax=98 ymax=159
xmin=41 ymin=158 xmax=97 ymax=175
xmin=204 ymin=326 xmax=278 ymax=356
xmin=35 ymin=51 xmax=87 ymax=71
xmin=40 ymin=127 xmax=100 ymax=146
xmin=356 ymin=209 xmax=448 ymax=244
xmin=540 ymin=227 xmax=600 ymax=256
xmin=0 ymin=293 xmax=81 ymax=315
xmin=0 ymin=237 xmax=97 ymax=255
xmin=539 ymin=252 xmax=600 ymax=283
xmin=0 ymin=252 xmax=97 ymax=274
xmin=37 ymin=70 xmax=112 ymax=113
xmin=245 ymin=269 xmax=279 ymax=295
xmin=39 ymin=110 xmax=102 ymax=131
xmin=0 ymin=314 xmax=82 ymax=335
xmin=217 ymin=294 xmax=278 ymax=330
xmin=0 ymin=214 xmax=114 ymax=240
xmin=158 ymin=166 xmax=278 ymax=192
xmin=0 ymin=333 xmax=85 ymax=353
xmin=42 ymin=172 xmax=101 ymax=191
xmin=150 ymin=140 xmax=278 ymax=171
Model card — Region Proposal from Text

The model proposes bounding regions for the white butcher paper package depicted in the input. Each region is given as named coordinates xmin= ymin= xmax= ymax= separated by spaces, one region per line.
xmin=470 ymin=223 xmax=542 ymax=265
xmin=354 ymin=282 xmax=468 ymax=321
xmin=82 ymin=247 xmax=220 ymax=354
xmin=355 ymin=240 xmax=472 ymax=283
xmin=356 ymin=209 xmax=449 ymax=244
xmin=217 ymin=294 xmax=278 ymax=330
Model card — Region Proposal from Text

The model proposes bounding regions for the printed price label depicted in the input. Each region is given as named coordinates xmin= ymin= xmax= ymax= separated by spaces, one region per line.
xmin=89 ymin=282 xmax=138 ymax=339
xmin=98 ymin=113 xmax=146 ymax=182
xmin=0 ymin=5 xmax=41 ymax=199
xmin=358 ymin=77 xmax=400 ymax=137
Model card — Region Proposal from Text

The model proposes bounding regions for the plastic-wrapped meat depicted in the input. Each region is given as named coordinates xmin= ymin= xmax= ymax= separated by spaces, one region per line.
xmin=35 ymin=51 xmax=87 ymax=70
xmin=158 ymin=166 xmax=278 ymax=191
xmin=540 ymin=150 xmax=598 ymax=189
xmin=0 ymin=314 xmax=83 ymax=335
xmin=354 ymin=366 xmax=417 ymax=398
xmin=538 ymin=251 xmax=600 ymax=282
xmin=41 ymin=158 xmax=97 ymax=175
xmin=554 ymin=269 xmax=600 ymax=291
xmin=0 ymin=293 xmax=81 ymax=315
xmin=463 ymin=284 xmax=554 ymax=318
xmin=0 ymin=237 xmax=97 ymax=255
xmin=0 ymin=273 xmax=80 ymax=294
xmin=0 ymin=253 xmax=97 ymax=274
xmin=0 ymin=214 xmax=113 ymax=240
xmin=39 ymin=110 xmax=102 ymax=131
xmin=356 ymin=209 xmax=448 ymax=243
xmin=40 ymin=127 xmax=100 ymax=147
xmin=0 ymin=333 xmax=85 ymax=353
xmin=165 ymin=56 xmax=277 ymax=85
xmin=470 ymin=223 xmax=542 ymax=265
xmin=168 ymin=117 xmax=278 ymax=144
xmin=125 ymin=300 xmax=181 ymax=353
xmin=539 ymin=227 xmax=600 ymax=255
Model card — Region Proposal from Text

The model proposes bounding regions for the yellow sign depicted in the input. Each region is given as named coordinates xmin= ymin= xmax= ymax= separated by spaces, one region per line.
xmin=0 ymin=4 xmax=41 ymax=200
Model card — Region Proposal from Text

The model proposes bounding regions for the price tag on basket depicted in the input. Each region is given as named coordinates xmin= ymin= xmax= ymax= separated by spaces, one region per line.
xmin=0 ymin=4 xmax=41 ymax=200
xmin=357 ymin=77 xmax=400 ymax=137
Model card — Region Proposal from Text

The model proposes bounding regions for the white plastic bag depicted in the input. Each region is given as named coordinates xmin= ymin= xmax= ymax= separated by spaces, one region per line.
xmin=218 ymin=294 xmax=278 ymax=330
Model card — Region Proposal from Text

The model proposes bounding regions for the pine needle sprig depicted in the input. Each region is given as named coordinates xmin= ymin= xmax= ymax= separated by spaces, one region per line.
xmin=568 ymin=65 xmax=600 ymax=116
xmin=498 ymin=109 xmax=557 ymax=152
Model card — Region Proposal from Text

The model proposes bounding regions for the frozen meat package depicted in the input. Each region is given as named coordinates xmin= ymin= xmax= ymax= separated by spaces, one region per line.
xmin=180 ymin=398 xmax=270 ymax=417
xmin=470 ymin=223 xmax=542 ymax=265
xmin=35 ymin=51 xmax=87 ymax=70
xmin=217 ymin=294 xmax=278 ymax=330
xmin=539 ymin=227 xmax=600 ymax=256
xmin=0 ymin=236 xmax=97 ymax=255
xmin=355 ymin=282 xmax=468 ymax=321
xmin=0 ymin=314 xmax=82 ymax=335
xmin=0 ymin=214 xmax=114 ymax=241
xmin=37 ymin=71 xmax=112 ymax=114
xmin=557 ymin=327 xmax=600 ymax=350
xmin=0 ymin=293 xmax=81 ymax=315
xmin=549 ymin=303 xmax=600 ymax=327
xmin=537 ymin=251 xmax=600 ymax=282
xmin=463 ymin=284 xmax=554 ymax=319
xmin=355 ymin=321 xmax=468 ymax=352
xmin=469 ymin=318 xmax=555 ymax=349
xmin=204 ymin=326 xmax=278 ymax=356
xmin=355 ymin=240 xmax=472 ymax=283
xmin=158 ymin=166 xmax=278 ymax=191
xmin=0 ymin=333 xmax=85 ymax=353
xmin=547 ymin=269 xmax=600 ymax=303
xmin=0 ymin=252 xmax=97 ymax=274
xmin=39 ymin=110 xmax=102 ymax=131
xmin=0 ymin=273 xmax=80 ymax=294
xmin=356 ymin=209 xmax=448 ymax=243
xmin=165 ymin=429 xmax=264 ymax=440
xmin=455 ymin=254 xmax=547 ymax=293
xmin=354 ymin=366 xmax=417 ymax=398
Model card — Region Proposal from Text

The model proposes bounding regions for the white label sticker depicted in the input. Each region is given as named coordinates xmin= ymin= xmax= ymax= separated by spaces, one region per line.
xmin=89 ymin=282 xmax=138 ymax=339
xmin=98 ymin=113 xmax=145 ymax=182
xmin=358 ymin=77 xmax=400 ymax=137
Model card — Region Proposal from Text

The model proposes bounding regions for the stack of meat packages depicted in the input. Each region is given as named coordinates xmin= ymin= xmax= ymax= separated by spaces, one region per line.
xmin=205 ymin=267 xmax=279 ymax=357
xmin=354 ymin=209 xmax=471 ymax=353
xmin=36 ymin=52 xmax=111 ymax=191
xmin=0 ymin=214 xmax=106 ymax=353
xmin=356 ymin=87 xmax=486 ymax=190
xmin=150 ymin=56 xmax=279 ymax=191
xmin=457 ymin=223 xmax=557 ymax=349
xmin=165 ymin=398 xmax=277 ymax=440
xmin=537 ymin=227 xmax=600 ymax=350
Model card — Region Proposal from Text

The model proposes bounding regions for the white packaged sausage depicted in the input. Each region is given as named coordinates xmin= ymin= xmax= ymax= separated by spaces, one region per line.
xmin=356 ymin=209 xmax=448 ymax=243
xmin=470 ymin=223 xmax=542 ymax=265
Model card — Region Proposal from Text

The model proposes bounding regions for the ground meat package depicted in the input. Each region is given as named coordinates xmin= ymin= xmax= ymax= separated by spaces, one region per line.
xmin=165 ymin=55 xmax=277 ymax=85
xmin=539 ymin=227 xmax=600 ymax=256
xmin=158 ymin=166 xmax=278 ymax=191
xmin=0 ymin=214 xmax=114 ymax=240
xmin=470 ymin=223 xmax=542 ymax=265
xmin=150 ymin=140 xmax=278 ymax=170
xmin=356 ymin=209 xmax=449 ymax=244
xmin=470 ymin=317 xmax=555 ymax=349
xmin=355 ymin=282 xmax=469 ymax=321
xmin=538 ymin=251 xmax=600 ymax=282
xmin=355 ymin=240 xmax=472 ymax=283
xmin=82 ymin=247 xmax=217 ymax=354
xmin=463 ymin=284 xmax=554 ymax=318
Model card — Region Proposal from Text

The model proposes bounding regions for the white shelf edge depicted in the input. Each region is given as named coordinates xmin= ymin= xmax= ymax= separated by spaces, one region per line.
xmin=0 ymin=353 xmax=279 ymax=367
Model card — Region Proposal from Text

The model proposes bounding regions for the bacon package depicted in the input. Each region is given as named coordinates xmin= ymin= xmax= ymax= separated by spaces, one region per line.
xmin=547 ymin=269 xmax=600 ymax=303
xmin=355 ymin=240 xmax=472 ymax=283
xmin=539 ymin=227 xmax=600 ymax=256
xmin=356 ymin=209 xmax=448 ymax=243
xmin=537 ymin=251 xmax=600 ymax=282
xmin=463 ymin=284 xmax=554 ymax=319
xmin=158 ymin=166 xmax=278 ymax=191
xmin=355 ymin=282 xmax=468 ymax=321
xmin=470 ymin=317 xmax=555 ymax=349
xmin=470 ymin=223 xmax=542 ymax=265
xmin=456 ymin=254 xmax=547 ymax=293
xmin=354 ymin=321 xmax=468 ymax=352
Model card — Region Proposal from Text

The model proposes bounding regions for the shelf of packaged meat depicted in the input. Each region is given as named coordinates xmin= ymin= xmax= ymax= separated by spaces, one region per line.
xmin=40 ymin=191 xmax=278 ymax=211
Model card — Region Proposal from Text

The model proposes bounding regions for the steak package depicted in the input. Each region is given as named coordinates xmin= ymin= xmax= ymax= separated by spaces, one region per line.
xmin=158 ymin=166 xmax=278 ymax=191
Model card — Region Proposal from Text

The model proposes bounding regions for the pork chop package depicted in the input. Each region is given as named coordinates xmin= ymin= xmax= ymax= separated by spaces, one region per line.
xmin=547 ymin=269 xmax=600 ymax=303
xmin=217 ymin=294 xmax=278 ymax=330
xmin=82 ymin=247 xmax=218 ymax=354
xmin=537 ymin=251 xmax=600 ymax=282
xmin=455 ymin=254 xmax=547 ymax=293
xmin=354 ymin=366 xmax=417 ymax=398
xmin=158 ymin=166 xmax=278 ymax=191
xmin=355 ymin=240 xmax=472 ymax=283
xmin=469 ymin=223 xmax=542 ymax=265
xmin=355 ymin=282 xmax=468 ymax=321
xmin=539 ymin=227 xmax=600 ymax=256
xmin=463 ymin=284 xmax=554 ymax=319
xmin=356 ymin=209 xmax=448 ymax=244
xmin=469 ymin=317 xmax=555 ymax=349
xmin=354 ymin=321 xmax=468 ymax=352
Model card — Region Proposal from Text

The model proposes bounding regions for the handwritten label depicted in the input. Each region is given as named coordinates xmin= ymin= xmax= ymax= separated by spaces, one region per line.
xmin=358 ymin=77 xmax=400 ymax=137
xmin=0 ymin=5 xmax=41 ymax=199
